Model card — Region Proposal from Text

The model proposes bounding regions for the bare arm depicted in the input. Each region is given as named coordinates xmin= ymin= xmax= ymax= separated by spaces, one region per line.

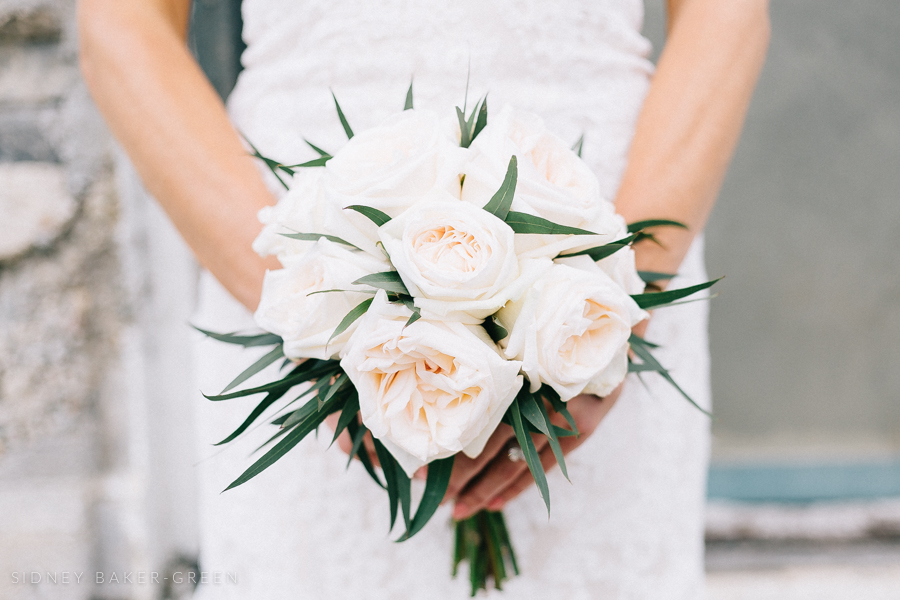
xmin=78 ymin=0 xmax=278 ymax=310
xmin=450 ymin=0 xmax=771 ymax=518
xmin=617 ymin=0 xmax=771 ymax=275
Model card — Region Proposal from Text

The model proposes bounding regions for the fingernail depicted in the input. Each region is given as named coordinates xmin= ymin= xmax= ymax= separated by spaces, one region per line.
xmin=487 ymin=498 xmax=504 ymax=511
xmin=452 ymin=502 xmax=468 ymax=520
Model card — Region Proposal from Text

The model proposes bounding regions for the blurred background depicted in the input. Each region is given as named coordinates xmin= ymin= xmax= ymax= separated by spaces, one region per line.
xmin=0 ymin=0 xmax=897 ymax=598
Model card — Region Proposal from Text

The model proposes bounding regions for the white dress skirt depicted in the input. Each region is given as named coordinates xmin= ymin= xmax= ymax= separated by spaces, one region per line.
xmin=190 ymin=1 xmax=712 ymax=598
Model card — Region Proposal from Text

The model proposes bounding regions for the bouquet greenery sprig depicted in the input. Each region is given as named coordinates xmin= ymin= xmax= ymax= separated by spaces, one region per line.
xmin=199 ymin=83 xmax=717 ymax=596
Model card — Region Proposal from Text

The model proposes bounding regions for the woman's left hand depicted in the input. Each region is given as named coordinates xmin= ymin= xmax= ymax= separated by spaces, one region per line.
xmin=445 ymin=384 xmax=623 ymax=520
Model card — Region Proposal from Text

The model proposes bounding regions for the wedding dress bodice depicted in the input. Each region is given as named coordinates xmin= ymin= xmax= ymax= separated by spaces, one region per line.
xmin=190 ymin=2 xmax=711 ymax=599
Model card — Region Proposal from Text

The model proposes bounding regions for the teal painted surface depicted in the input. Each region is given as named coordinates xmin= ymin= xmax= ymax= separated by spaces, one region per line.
xmin=708 ymin=461 xmax=900 ymax=503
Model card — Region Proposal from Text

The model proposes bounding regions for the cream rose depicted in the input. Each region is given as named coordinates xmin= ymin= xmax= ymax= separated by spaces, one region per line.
xmin=497 ymin=256 xmax=647 ymax=401
xmin=340 ymin=291 xmax=523 ymax=477
xmin=378 ymin=195 xmax=551 ymax=320
xmin=460 ymin=105 xmax=622 ymax=259
xmin=254 ymin=238 xmax=389 ymax=360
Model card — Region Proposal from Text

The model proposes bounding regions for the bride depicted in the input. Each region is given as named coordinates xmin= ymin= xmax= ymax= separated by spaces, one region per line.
xmin=78 ymin=1 xmax=769 ymax=598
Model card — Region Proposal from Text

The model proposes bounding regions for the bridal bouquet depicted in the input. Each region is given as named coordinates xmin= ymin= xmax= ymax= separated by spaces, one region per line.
xmin=198 ymin=85 xmax=716 ymax=595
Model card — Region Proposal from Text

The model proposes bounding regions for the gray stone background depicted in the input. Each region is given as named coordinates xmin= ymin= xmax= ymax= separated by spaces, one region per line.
xmin=0 ymin=1 xmax=897 ymax=598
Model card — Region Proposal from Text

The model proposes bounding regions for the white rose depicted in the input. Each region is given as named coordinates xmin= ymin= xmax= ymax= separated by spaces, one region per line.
xmin=254 ymin=238 xmax=389 ymax=360
xmin=322 ymin=109 xmax=468 ymax=254
xmin=252 ymin=169 xmax=319 ymax=261
xmin=340 ymin=291 xmax=523 ymax=477
xmin=497 ymin=256 xmax=647 ymax=401
xmin=460 ymin=105 xmax=622 ymax=259
xmin=379 ymin=194 xmax=552 ymax=320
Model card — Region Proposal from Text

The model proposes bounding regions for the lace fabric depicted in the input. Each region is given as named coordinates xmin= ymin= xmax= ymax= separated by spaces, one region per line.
xmin=191 ymin=2 xmax=711 ymax=598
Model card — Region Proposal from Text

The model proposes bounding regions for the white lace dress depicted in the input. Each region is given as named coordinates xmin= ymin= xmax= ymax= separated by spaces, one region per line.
xmin=190 ymin=1 xmax=711 ymax=598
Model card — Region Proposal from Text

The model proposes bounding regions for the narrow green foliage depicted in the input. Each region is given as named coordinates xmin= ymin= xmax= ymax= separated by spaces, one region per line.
xmin=372 ymin=439 xmax=403 ymax=531
xmin=330 ymin=391 xmax=360 ymax=447
xmin=344 ymin=419 xmax=385 ymax=488
xmin=629 ymin=334 xmax=711 ymax=416
xmin=404 ymin=80 xmax=414 ymax=110
xmin=572 ymin=134 xmax=584 ymax=158
xmin=318 ymin=372 xmax=350 ymax=411
xmin=284 ymin=156 xmax=331 ymax=168
xmin=279 ymin=232 xmax=361 ymax=250
xmin=558 ymin=233 xmax=638 ymax=261
xmin=243 ymin=134 xmax=290 ymax=189
xmin=531 ymin=393 xmax=569 ymax=481
xmin=328 ymin=298 xmax=374 ymax=345
xmin=456 ymin=107 xmax=472 ymax=148
xmin=472 ymin=97 xmax=488 ymax=142
xmin=638 ymin=271 xmax=677 ymax=283
xmin=344 ymin=204 xmax=392 ymax=226
xmin=482 ymin=156 xmax=518 ymax=220
xmin=543 ymin=386 xmax=578 ymax=435
xmin=452 ymin=510 xmax=519 ymax=595
xmin=509 ymin=395 xmax=550 ymax=514
xmin=482 ymin=316 xmax=509 ymax=344
xmin=631 ymin=277 xmax=722 ymax=310
xmin=626 ymin=219 xmax=688 ymax=233
xmin=331 ymin=91 xmax=354 ymax=139
xmin=404 ymin=307 xmax=422 ymax=329
xmin=220 ymin=345 xmax=284 ymax=394
xmin=504 ymin=211 xmax=596 ymax=235
xmin=279 ymin=395 xmax=321 ymax=430
xmin=192 ymin=327 xmax=282 ymax=348
xmin=203 ymin=359 xmax=340 ymax=401
xmin=401 ymin=455 xmax=455 ymax=540
xmin=304 ymin=139 xmax=331 ymax=157
xmin=224 ymin=391 xmax=346 ymax=490
xmin=213 ymin=385 xmax=291 ymax=446
xmin=353 ymin=271 xmax=409 ymax=295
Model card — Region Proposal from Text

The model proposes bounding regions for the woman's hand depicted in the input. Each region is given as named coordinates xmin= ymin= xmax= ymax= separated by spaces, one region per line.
xmin=445 ymin=386 xmax=623 ymax=520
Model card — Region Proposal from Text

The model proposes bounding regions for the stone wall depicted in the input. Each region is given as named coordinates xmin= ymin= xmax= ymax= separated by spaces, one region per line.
xmin=0 ymin=2 xmax=200 ymax=599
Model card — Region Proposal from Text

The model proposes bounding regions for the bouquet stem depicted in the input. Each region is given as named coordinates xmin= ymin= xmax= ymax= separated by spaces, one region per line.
xmin=452 ymin=510 xmax=519 ymax=596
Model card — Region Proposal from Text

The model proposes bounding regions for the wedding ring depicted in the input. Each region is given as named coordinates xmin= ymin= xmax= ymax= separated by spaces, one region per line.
xmin=507 ymin=444 xmax=525 ymax=463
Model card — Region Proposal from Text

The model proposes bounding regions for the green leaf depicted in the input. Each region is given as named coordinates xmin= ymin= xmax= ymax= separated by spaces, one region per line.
xmin=344 ymin=204 xmax=392 ymax=227
xmin=404 ymin=80 xmax=414 ymax=110
xmin=552 ymin=424 xmax=578 ymax=438
xmin=628 ymin=334 xmax=711 ymax=416
xmin=523 ymin=393 xmax=568 ymax=481
xmin=638 ymin=271 xmax=677 ymax=283
xmin=203 ymin=359 xmax=340 ymax=401
xmin=504 ymin=211 xmax=596 ymax=235
xmin=283 ymin=156 xmax=330 ymax=168
xmin=213 ymin=385 xmax=291 ymax=446
xmin=223 ymin=389 xmax=345 ymax=490
xmin=571 ymin=134 xmax=584 ymax=158
xmin=352 ymin=271 xmax=409 ymax=295
xmin=404 ymin=307 xmax=422 ymax=329
xmin=631 ymin=277 xmax=722 ymax=310
xmin=543 ymin=386 xmax=578 ymax=435
xmin=471 ymin=96 xmax=488 ymax=142
xmin=327 ymin=297 xmax=374 ymax=345
xmin=279 ymin=232 xmax=361 ymax=250
xmin=331 ymin=91 xmax=354 ymax=139
xmin=481 ymin=156 xmax=518 ymax=220
xmin=509 ymin=395 xmax=550 ymax=514
xmin=330 ymin=391 xmax=359 ymax=447
xmin=557 ymin=233 xmax=638 ymax=261
xmin=304 ymin=139 xmax=331 ymax=157
xmin=220 ymin=345 xmax=284 ymax=394
xmin=372 ymin=439 xmax=402 ymax=531
xmin=482 ymin=316 xmax=509 ymax=344
xmin=317 ymin=372 xmax=350 ymax=411
xmin=626 ymin=219 xmax=688 ymax=234
xmin=242 ymin=134 xmax=290 ymax=190
xmin=456 ymin=106 xmax=471 ymax=148
xmin=402 ymin=455 xmax=455 ymax=540
xmin=192 ymin=327 xmax=282 ymax=347
xmin=629 ymin=333 xmax=660 ymax=349
xmin=279 ymin=394 xmax=320 ymax=430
